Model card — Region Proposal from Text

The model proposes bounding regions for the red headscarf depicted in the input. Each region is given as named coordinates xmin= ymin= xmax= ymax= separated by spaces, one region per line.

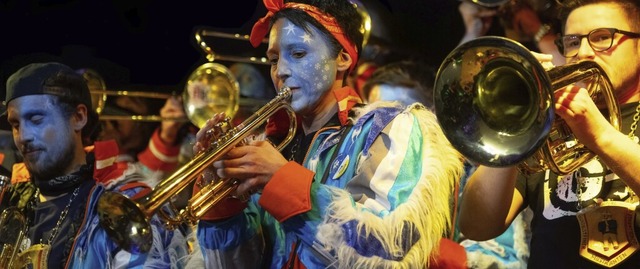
xmin=249 ymin=0 xmax=359 ymax=73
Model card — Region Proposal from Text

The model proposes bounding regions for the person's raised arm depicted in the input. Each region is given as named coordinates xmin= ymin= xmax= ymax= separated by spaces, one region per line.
xmin=554 ymin=85 xmax=640 ymax=196
xmin=458 ymin=165 xmax=523 ymax=240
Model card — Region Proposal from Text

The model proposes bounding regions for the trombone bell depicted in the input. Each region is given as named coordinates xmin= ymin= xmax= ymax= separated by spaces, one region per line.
xmin=79 ymin=62 xmax=241 ymax=128
xmin=184 ymin=62 xmax=240 ymax=128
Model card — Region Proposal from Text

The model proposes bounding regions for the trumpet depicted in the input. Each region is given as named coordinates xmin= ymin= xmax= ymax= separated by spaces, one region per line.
xmin=96 ymin=87 xmax=297 ymax=253
xmin=434 ymin=36 xmax=620 ymax=175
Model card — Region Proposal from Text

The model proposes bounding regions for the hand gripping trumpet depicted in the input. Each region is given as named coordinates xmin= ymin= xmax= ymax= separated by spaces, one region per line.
xmin=96 ymin=87 xmax=297 ymax=253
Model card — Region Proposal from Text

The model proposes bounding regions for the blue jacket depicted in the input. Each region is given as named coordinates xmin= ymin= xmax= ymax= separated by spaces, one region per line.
xmin=0 ymin=140 xmax=190 ymax=268
xmin=194 ymin=102 xmax=464 ymax=269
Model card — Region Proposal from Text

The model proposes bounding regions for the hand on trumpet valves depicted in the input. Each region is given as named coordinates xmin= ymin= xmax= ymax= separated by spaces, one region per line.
xmin=193 ymin=113 xmax=228 ymax=153
xmin=554 ymin=84 xmax=614 ymax=151
xmin=211 ymin=139 xmax=288 ymax=197
xmin=198 ymin=167 xmax=220 ymax=187
xmin=193 ymin=111 xmax=289 ymax=197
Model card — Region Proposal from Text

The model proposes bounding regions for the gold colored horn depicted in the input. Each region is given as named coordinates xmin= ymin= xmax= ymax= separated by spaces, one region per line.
xmin=434 ymin=36 xmax=620 ymax=175
xmin=349 ymin=0 xmax=372 ymax=48
xmin=81 ymin=28 xmax=280 ymax=127
xmin=183 ymin=62 xmax=240 ymax=128
xmin=77 ymin=68 xmax=108 ymax=115
xmin=96 ymin=87 xmax=297 ymax=253
xmin=467 ymin=0 xmax=510 ymax=8
xmin=195 ymin=28 xmax=269 ymax=65
xmin=78 ymin=62 xmax=241 ymax=128
xmin=0 ymin=206 xmax=27 ymax=268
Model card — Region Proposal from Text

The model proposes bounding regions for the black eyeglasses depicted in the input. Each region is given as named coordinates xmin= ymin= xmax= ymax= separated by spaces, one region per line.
xmin=555 ymin=28 xmax=640 ymax=57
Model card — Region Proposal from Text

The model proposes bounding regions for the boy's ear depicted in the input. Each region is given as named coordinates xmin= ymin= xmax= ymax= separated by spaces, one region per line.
xmin=72 ymin=104 xmax=89 ymax=132
xmin=336 ymin=50 xmax=353 ymax=72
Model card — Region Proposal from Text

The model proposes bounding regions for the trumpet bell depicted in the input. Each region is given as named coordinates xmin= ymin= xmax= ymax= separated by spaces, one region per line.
xmin=184 ymin=62 xmax=240 ymax=128
xmin=434 ymin=36 xmax=620 ymax=174
xmin=434 ymin=36 xmax=553 ymax=167
xmin=97 ymin=191 xmax=152 ymax=253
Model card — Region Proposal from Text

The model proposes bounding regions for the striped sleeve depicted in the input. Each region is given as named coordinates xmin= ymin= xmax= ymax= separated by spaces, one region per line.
xmin=137 ymin=128 xmax=181 ymax=172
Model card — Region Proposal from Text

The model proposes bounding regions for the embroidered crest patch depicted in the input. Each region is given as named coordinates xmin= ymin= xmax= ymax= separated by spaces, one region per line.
xmin=577 ymin=201 xmax=639 ymax=267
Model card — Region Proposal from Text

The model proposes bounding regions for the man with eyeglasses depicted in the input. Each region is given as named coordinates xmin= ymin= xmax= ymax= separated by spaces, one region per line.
xmin=457 ymin=0 xmax=640 ymax=268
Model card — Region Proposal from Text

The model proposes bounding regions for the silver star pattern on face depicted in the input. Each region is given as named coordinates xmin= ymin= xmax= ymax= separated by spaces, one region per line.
xmin=301 ymin=33 xmax=312 ymax=43
xmin=284 ymin=23 xmax=296 ymax=35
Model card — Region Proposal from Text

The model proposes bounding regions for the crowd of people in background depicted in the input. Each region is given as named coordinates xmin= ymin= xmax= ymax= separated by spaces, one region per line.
xmin=1 ymin=0 xmax=639 ymax=268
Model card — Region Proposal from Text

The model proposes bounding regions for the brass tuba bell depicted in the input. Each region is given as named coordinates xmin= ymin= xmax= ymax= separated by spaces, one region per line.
xmin=434 ymin=36 xmax=621 ymax=175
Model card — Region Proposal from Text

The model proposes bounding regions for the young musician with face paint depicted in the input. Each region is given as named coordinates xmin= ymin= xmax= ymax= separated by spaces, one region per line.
xmin=188 ymin=0 xmax=465 ymax=268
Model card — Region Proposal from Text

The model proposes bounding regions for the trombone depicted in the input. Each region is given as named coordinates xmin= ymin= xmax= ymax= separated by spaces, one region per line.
xmin=94 ymin=28 xmax=301 ymax=253
xmin=79 ymin=27 xmax=278 ymax=128
xmin=195 ymin=28 xmax=269 ymax=65
xmin=79 ymin=59 xmax=241 ymax=128
xmin=90 ymin=89 xmax=182 ymax=122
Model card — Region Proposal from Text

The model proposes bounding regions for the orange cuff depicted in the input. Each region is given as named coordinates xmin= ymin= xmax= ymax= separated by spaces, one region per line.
xmin=259 ymin=161 xmax=314 ymax=222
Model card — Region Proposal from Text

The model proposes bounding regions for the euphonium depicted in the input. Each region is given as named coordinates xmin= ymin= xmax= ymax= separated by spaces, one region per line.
xmin=97 ymin=87 xmax=297 ymax=253
xmin=434 ymin=36 xmax=620 ymax=175
xmin=0 ymin=173 xmax=28 ymax=269
xmin=0 ymin=175 xmax=11 ymax=207
xmin=0 ymin=177 xmax=53 ymax=269
xmin=0 ymin=207 xmax=31 ymax=269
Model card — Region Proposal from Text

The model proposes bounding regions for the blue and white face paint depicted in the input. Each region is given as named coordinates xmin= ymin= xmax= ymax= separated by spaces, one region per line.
xmin=267 ymin=19 xmax=338 ymax=116
xmin=7 ymin=95 xmax=78 ymax=180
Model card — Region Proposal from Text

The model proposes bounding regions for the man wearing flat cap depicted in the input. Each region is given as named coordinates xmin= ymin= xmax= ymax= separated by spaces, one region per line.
xmin=0 ymin=62 xmax=189 ymax=268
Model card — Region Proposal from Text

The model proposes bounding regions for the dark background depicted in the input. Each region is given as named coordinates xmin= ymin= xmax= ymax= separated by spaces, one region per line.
xmin=0 ymin=0 xmax=469 ymax=93
xmin=1 ymin=0 xmax=565 ymax=95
